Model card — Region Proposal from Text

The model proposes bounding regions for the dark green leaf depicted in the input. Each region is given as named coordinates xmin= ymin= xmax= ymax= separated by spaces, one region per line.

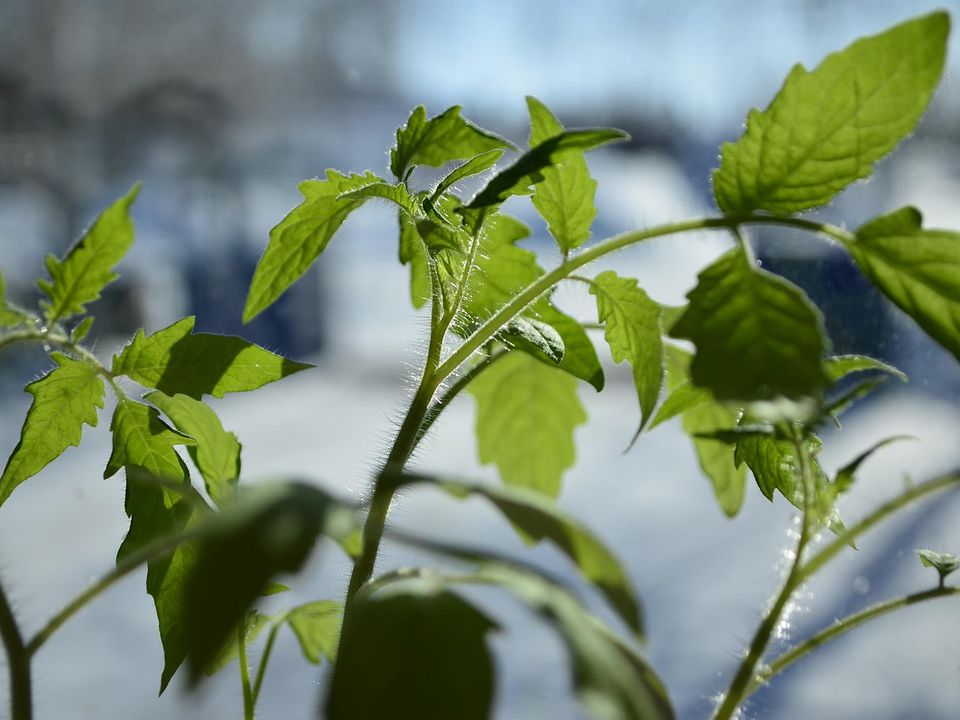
xmin=501 ymin=316 xmax=565 ymax=364
xmin=590 ymin=271 xmax=663 ymax=434
xmin=917 ymin=549 xmax=959 ymax=583
xmin=0 ymin=352 xmax=104 ymax=506
xmin=834 ymin=435 xmax=913 ymax=494
xmin=431 ymin=149 xmax=505 ymax=201
xmin=326 ymin=577 xmax=498 ymax=720
xmin=526 ymin=96 xmax=598 ymax=253
xmin=846 ymin=207 xmax=960 ymax=361
xmin=670 ymin=248 xmax=829 ymax=401
xmin=826 ymin=354 xmax=908 ymax=382
xmin=243 ymin=170 xmax=381 ymax=322
xmin=539 ymin=304 xmax=605 ymax=391
xmin=468 ymin=128 xmax=628 ymax=210
xmin=146 ymin=391 xmax=241 ymax=506
xmin=113 ymin=316 xmax=311 ymax=399
xmin=714 ymin=12 xmax=949 ymax=214
xmin=390 ymin=105 xmax=513 ymax=180
xmin=469 ymin=351 xmax=587 ymax=497
xmin=285 ymin=600 xmax=342 ymax=664
xmin=39 ymin=184 xmax=140 ymax=323
xmin=205 ymin=610 xmax=269 ymax=677
xmin=107 ymin=400 xmax=200 ymax=693
xmin=184 ymin=482 xmax=352 ymax=682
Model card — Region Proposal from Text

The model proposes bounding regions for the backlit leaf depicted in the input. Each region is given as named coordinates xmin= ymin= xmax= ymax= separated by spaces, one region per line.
xmin=243 ymin=170 xmax=381 ymax=322
xmin=526 ymin=96 xmax=598 ymax=254
xmin=590 ymin=271 xmax=663 ymax=434
xmin=469 ymin=351 xmax=587 ymax=497
xmin=714 ymin=12 xmax=949 ymax=214
xmin=337 ymin=181 xmax=418 ymax=215
xmin=648 ymin=381 xmax=710 ymax=431
xmin=399 ymin=214 xmax=431 ymax=308
xmin=917 ymin=549 xmax=960 ymax=584
xmin=431 ymin=149 xmax=504 ymax=201
xmin=326 ymin=577 xmax=497 ymax=720
xmin=0 ymin=353 xmax=104 ymax=506
xmin=285 ymin=600 xmax=342 ymax=664
xmin=826 ymin=354 xmax=908 ymax=382
xmin=846 ymin=207 xmax=960 ymax=361
xmin=390 ymin=105 xmax=512 ymax=180
xmin=0 ymin=271 xmax=30 ymax=328
xmin=501 ymin=316 xmax=565 ymax=365
xmin=146 ymin=391 xmax=241 ymax=506
xmin=834 ymin=435 xmax=913 ymax=494
xmin=39 ymin=184 xmax=140 ymax=323
xmin=670 ymin=248 xmax=829 ymax=401
xmin=113 ymin=316 xmax=311 ymax=399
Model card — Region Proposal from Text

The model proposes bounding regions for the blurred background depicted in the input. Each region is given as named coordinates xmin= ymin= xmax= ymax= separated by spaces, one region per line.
xmin=1 ymin=1 xmax=960 ymax=718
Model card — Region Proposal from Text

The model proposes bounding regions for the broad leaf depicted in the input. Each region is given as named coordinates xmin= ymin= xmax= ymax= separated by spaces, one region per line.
xmin=846 ymin=207 xmax=960 ymax=361
xmin=648 ymin=381 xmax=710 ymax=431
xmin=431 ymin=149 xmax=505 ymax=201
xmin=468 ymin=128 xmax=628 ymax=210
xmin=184 ymin=482 xmax=352 ymax=681
xmin=106 ymin=400 xmax=200 ymax=694
xmin=243 ymin=170 xmax=381 ymax=322
xmin=526 ymin=96 xmax=598 ymax=253
xmin=326 ymin=577 xmax=498 ymax=720
xmin=285 ymin=600 xmax=342 ymax=664
xmin=670 ymin=248 xmax=829 ymax=401
xmin=826 ymin=354 xmax=907 ymax=382
xmin=113 ymin=316 xmax=311 ymax=399
xmin=146 ymin=391 xmax=241 ymax=506
xmin=337 ymin=181 xmax=418 ymax=215
xmin=404 ymin=475 xmax=642 ymax=635
xmin=469 ymin=351 xmax=587 ymax=497
xmin=39 ymin=184 xmax=140 ymax=323
xmin=714 ymin=12 xmax=949 ymax=214
xmin=534 ymin=304 xmax=605 ymax=392
xmin=590 ymin=271 xmax=663 ymax=434
xmin=0 ymin=353 xmax=104 ymax=506
xmin=502 ymin=316 xmax=565 ymax=365
xmin=390 ymin=105 xmax=512 ymax=180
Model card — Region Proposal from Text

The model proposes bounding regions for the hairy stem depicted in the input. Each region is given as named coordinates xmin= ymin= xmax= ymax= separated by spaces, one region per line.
xmin=0 ymin=577 xmax=31 ymax=720
xmin=746 ymin=586 xmax=960 ymax=697
xmin=713 ymin=427 xmax=816 ymax=720
xmin=238 ymin=623 xmax=254 ymax=720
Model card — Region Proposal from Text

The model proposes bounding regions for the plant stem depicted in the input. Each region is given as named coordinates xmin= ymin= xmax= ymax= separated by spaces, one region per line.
xmin=713 ymin=427 xmax=816 ymax=720
xmin=0 ymin=577 xmax=31 ymax=720
xmin=745 ymin=586 xmax=960 ymax=697
xmin=238 ymin=623 xmax=255 ymax=720
xmin=26 ymin=526 xmax=200 ymax=657
xmin=251 ymin=622 xmax=283 ymax=705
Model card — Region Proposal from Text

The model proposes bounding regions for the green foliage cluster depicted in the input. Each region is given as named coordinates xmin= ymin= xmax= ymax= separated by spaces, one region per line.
xmin=1 ymin=11 xmax=960 ymax=720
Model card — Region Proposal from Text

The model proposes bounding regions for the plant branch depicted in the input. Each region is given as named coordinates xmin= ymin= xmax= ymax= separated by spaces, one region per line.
xmin=251 ymin=621 xmax=283 ymax=705
xmin=746 ymin=586 xmax=960 ymax=697
xmin=0 ymin=576 xmax=31 ymax=720
xmin=238 ymin=623 xmax=254 ymax=720
xmin=713 ymin=426 xmax=816 ymax=720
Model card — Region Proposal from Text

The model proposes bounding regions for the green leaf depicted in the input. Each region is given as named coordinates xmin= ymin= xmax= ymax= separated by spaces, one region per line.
xmin=502 ymin=316 xmax=565 ymax=365
xmin=533 ymin=304 xmax=605 ymax=392
xmin=70 ymin=316 xmax=95 ymax=343
xmin=834 ymin=435 xmax=913 ymax=494
xmin=402 ymin=475 xmax=642 ymax=635
xmin=337 ymin=181 xmax=418 ymax=215
xmin=113 ymin=316 xmax=311 ymax=399
xmin=826 ymin=354 xmax=908 ymax=382
xmin=0 ymin=271 xmax=30 ymax=328
xmin=399 ymin=214 xmax=431 ymax=308
xmin=326 ymin=577 xmax=498 ymax=720
xmin=468 ymin=128 xmax=628 ymax=210
xmin=0 ymin=353 xmax=104 ymax=506
xmin=589 ymin=271 xmax=663 ymax=435
xmin=107 ymin=400 xmax=200 ymax=693
xmin=390 ymin=105 xmax=513 ymax=180
xmin=472 ymin=565 xmax=674 ymax=720
xmin=846 ymin=207 xmax=960 ymax=361
xmin=670 ymin=248 xmax=829 ymax=402
xmin=146 ymin=391 xmax=241 ymax=506
xmin=648 ymin=381 xmax=710 ymax=431
xmin=714 ymin=12 xmax=949 ymax=214
xmin=243 ymin=170 xmax=381 ymax=322
xmin=38 ymin=184 xmax=140 ymax=323
xmin=917 ymin=549 xmax=960 ymax=584
xmin=469 ymin=351 xmax=587 ymax=497
xmin=184 ymin=482 xmax=353 ymax=682
xmin=526 ymin=96 xmax=598 ymax=253
xmin=431 ymin=149 xmax=505 ymax=201
xmin=285 ymin=600 xmax=342 ymax=664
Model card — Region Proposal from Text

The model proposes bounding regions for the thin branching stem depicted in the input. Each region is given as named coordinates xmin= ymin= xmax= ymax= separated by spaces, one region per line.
xmin=251 ymin=621 xmax=283 ymax=705
xmin=238 ymin=623 xmax=255 ymax=720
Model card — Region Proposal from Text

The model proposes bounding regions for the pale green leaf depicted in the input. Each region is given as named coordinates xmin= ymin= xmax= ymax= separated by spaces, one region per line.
xmin=826 ymin=354 xmax=908 ymax=382
xmin=502 ymin=316 xmax=565 ymax=365
xmin=0 ymin=271 xmax=31 ymax=328
xmin=532 ymin=304 xmax=605 ymax=391
xmin=834 ymin=435 xmax=913 ymax=494
xmin=670 ymin=248 xmax=829 ymax=401
xmin=590 ymin=271 xmax=663 ymax=434
xmin=0 ymin=353 xmax=104 ymax=506
xmin=113 ymin=316 xmax=311 ymax=399
xmin=526 ymin=96 xmax=598 ymax=253
xmin=326 ymin=577 xmax=497 ymax=720
xmin=399 ymin=214 xmax=431 ymax=309
xmin=469 ymin=351 xmax=587 ymax=497
xmin=285 ymin=600 xmax=342 ymax=664
xmin=648 ymin=381 xmax=711 ymax=431
xmin=714 ymin=12 xmax=949 ymax=214
xmin=917 ymin=549 xmax=959 ymax=584
xmin=70 ymin=316 xmax=95 ymax=343
xmin=243 ymin=170 xmax=381 ymax=322
xmin=38 ymin=184 xmax=140 ymax=323
xmin=846 ymin=207 xmax=960 ymax=361
xmin=146 ymin=391 xmax=241 ymax=506
xmin=338 ymin=181 xmax=417 ymax=215
xmin=390 ymin=105 xmax=513 ymax=180
xmin=431 ymin=149 xmax=504 ymax=201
